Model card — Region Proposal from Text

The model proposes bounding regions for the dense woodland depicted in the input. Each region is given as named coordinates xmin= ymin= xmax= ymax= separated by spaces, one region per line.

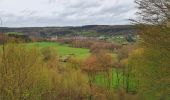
xmin=0 ymin=0 xmax=170 ymax=100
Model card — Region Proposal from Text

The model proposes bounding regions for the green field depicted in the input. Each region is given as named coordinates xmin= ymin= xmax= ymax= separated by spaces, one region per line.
xmin=5 ymin=32 xmax=24 ymax=35
xmin=94 ymin=69 xmax=137 ymax=92
xmin=27 ymin=42 xmax=90 ymax=58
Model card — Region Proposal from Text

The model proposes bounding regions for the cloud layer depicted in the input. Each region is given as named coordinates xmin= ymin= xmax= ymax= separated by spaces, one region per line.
xmin=0 ymin=0 xmax=136 ymax=27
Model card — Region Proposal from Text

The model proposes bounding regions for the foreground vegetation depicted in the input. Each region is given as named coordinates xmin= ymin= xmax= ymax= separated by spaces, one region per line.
xmin=0 ymin=43 xmax=90 ymax=100
xmin=0 ymin=42 xmax=138 ymax=100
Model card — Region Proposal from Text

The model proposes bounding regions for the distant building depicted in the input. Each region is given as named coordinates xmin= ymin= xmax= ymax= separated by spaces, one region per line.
xmin=98 ymin=36 xmax=107 ymax=40
xmin=47 ymin=36 xmax=58 ymax=41
xmin=51 ymin=36 xmax=58 ymax=41
xmin=115 ymin=36 xmax=124 ymax=39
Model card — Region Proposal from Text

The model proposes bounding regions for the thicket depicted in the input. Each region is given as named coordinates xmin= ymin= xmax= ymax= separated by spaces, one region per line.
xmin=57 ymin=38 xmax=121 ymax=53
xmin=0 ymin=43 xmax=90 ymax=100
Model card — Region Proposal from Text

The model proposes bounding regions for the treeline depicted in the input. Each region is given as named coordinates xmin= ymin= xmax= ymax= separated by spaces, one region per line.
xmin=0 ymin=25 xmax=135 ymax=37
xmin=0 ymin=34 xmax=46 ymax=44
xmin=57 ymin=38 xmax=121 ymax=53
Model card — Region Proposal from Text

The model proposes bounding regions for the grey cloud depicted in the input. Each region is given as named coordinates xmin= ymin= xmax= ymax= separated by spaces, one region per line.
xmin=48 ymin=0 xmax=57 ymax=4
xmin=67 ymin=0 xmax=101 ymax=9
xmin=52 ymin=0 xmax=134 ymax=19
xmin=21 ymin=10 xmax=38 ymax=16
xmin=0 ymin=0 xmax=136 ymax=27
xmin=0 ymin=12 xmax=16 ymax=18
xmin=3 ymin=13 xmax=128 ymax=27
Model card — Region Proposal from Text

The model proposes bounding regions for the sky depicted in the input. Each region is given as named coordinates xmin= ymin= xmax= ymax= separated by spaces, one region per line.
xmin=0 ymin=0 xmax=136 ymax=27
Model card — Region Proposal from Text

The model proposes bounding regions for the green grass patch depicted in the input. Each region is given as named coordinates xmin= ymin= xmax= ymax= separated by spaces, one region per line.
xmin=93 ymin=69 xmax=138 ymax=91
xmin=27 ymin=42 xmax=90 ymax=58
xmin=6 ymin=32 xmax=24 ymax=35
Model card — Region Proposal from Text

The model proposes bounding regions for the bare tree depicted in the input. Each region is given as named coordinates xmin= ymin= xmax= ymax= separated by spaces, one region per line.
xmin=134 ymin=0 xmax=170 ymax=25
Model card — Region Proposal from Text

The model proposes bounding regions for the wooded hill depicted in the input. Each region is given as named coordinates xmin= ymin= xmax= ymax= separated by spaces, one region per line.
xmin=0 ymin=25 xmax=136 ymax=37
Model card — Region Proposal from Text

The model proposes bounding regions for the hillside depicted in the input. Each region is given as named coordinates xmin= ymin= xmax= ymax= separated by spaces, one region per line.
xmin=0 ymin=25 xmax=136 ymax=37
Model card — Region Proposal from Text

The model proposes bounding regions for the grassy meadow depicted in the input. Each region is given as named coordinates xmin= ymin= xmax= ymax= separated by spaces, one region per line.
xmin=27 ymin=42 xmax=90 ymax=58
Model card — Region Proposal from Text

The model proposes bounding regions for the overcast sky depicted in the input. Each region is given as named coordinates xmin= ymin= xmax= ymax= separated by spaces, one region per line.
xmin=0 ymin=0 xmax=136 ymax=27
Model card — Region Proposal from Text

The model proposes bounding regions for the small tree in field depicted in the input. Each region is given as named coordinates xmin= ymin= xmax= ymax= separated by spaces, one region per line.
xmin=41 ymin=47 xmax=60 ymax=69
xmin=117 ymin=45 xmax=135 ymax=92
xmin=82 ymin=50 xmax=115 ymax=91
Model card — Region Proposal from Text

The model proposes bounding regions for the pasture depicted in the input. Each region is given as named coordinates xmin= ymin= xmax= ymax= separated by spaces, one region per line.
xmin=27 ymin=42 xmax=90 ymax=58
